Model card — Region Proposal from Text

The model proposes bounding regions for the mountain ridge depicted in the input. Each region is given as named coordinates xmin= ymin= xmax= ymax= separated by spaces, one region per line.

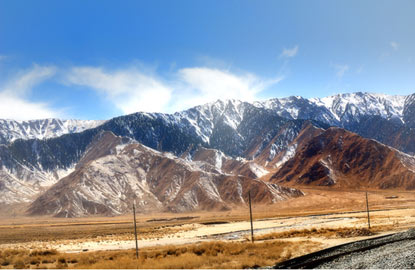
xmin=2 ymin=91 xmax=415 ymax=213
xmin=0 ymin=119 xmax=105 ymax=144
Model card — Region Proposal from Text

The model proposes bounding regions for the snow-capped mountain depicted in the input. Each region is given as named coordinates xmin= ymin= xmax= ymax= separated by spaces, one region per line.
xmin=311 ymin=93 xmax=405 ymax=124
xmin=171 ymin=92 xmax=415 ymax=158
xmin=0 ymin=118 xmax=105 ymax=144
xmin=255 ymin=92 xmax=406 ymax=126
xmin=403 ymin=93 xmax=415 ymax=128
xmin=2 ymin=91 xmax=415 ymax=215
xmin=0 ymin=92 xmax=409 ymax=148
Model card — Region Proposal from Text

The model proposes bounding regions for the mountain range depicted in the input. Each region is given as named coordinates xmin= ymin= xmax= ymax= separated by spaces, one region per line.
xmin=1 ymin=92 xmax=415 ymax=217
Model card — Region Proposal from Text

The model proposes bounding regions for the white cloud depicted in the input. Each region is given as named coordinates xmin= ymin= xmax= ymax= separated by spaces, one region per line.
xmin=0 ymin=92 xmax=58 ymax=120
xmin=390 ymin=41 xmax=399 ymax=51
xmin=0 ymin=61 xmax=283 ymax=120
xmin=3 ymin=65 xmax=56 ymax=96
xmin=0 ymin=65 xmax=59 ymax=120
xmin=280 ymin=45 xmax=299 ymax=58
xmin=332 ymin=64 xmax=349 ymax=79
xmin=66 ymin=66 xmax=282 ymax=114
xmin=174 ymin=67 xmax=282 ymax=111
xmin=66 ymin=67 xmax=172 ymax=114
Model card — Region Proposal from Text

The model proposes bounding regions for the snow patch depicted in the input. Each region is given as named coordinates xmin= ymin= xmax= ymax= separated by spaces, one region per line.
xmin=274 ymin=144 xmax=297 ymax=168
xmin=320 ymin=156 xmax=336 ymax=183
xmin=248 ymin=163 xmax=269 ymax=178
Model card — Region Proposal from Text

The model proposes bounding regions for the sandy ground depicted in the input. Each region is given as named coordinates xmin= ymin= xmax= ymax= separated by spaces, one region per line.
xmin=2 ymin=207 xmax=414 ymax=253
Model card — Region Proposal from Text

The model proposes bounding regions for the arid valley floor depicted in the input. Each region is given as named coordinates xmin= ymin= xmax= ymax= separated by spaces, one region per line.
xmin=1 ymin=188 xmax=415 ymax=269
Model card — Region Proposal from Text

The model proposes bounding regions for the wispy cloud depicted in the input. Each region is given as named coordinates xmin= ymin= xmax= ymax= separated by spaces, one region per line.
xmin=0 ymin=62 xmax=283 ymax=120
xmin=66 ymin=67 xmax=172 ymax=114
xmin=280 ymin=45 xmax=299 ymax=58
xmin=0 ymin=65 xmax=59 ymax=120
xmin=331 ymin=64 xmax=349 ymax=79
xmin=65 ymin=66 xmax=282 ymax=114
xmin=3 ymin=65 xmax=56 ymax=96
xmin=390 ymin=41 xmax=399 ymax=51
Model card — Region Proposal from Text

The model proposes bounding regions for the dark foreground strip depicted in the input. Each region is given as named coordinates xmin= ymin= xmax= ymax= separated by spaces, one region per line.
xmin=273 ymin=228 xmax=415 ymax=269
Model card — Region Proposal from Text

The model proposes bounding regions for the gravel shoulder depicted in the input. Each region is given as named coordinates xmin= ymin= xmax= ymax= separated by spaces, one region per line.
xmin=274 ymin=228 xmax=415 ymax=269
xmin=319 ymin=238 xmax=415 ymax=269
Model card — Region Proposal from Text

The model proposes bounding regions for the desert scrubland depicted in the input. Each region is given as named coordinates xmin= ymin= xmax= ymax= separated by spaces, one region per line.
xmin=1 ymin=188 xmax=415 ymax=269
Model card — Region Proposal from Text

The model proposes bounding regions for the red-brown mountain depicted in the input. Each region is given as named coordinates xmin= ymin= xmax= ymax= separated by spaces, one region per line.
xmin=270 ymin=127 xmax=415 ymax=190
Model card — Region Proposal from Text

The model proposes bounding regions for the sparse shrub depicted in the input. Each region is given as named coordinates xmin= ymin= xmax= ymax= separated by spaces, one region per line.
xmin=41 ymin=258 xmax=53 ymax=264
xmin=68 ymin=258 xmax=78 ymax=264
xmin=29 ymin=258 xmax=40 ymax=265
xmin=1 ymin=260 xmax=10 ymax=266
xmin=166 ymin=247 xmax=177 ymax=256
xmin=179 ymin=247 xmax=187 ymax=255
xmin=281 ymin=250 xmax=292 ymax=261
xmin=3 ymin=249 xmax=20 ymax=257
xmin=55 ymin=261 xmax=68 ymax=269
xmin=13 ymin=259 xmax=26 ymax=269
xmin=30 ymin=249 xmax=58 ymax=256
xmin=192 ymin=246 xmax=205 ymax=256
xmin=336 ymin=227 xmax=373 ymax=238
xmin=255 ymin=226 xmax=377 ymax=241
xmin=78 ymin=254 xmax=97 ymax=265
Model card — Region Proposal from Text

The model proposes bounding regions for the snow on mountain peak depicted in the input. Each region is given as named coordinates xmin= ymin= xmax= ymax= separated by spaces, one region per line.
xmin=310 ymin=92 xmax=406 ymax=123
xmin=254 ymin=92 xmax=407 ymax=125
xmin=0 ymin=118 xmax=106 ymax=144
xmin=174 ymin=99 xmax=249 ymax=143
xmin=0 ymin=92 xmax=406 ymax=146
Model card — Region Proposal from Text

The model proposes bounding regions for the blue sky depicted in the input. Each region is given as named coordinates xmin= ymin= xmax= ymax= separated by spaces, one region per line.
xmin=0 ymin=0 xmax=414 ymax=120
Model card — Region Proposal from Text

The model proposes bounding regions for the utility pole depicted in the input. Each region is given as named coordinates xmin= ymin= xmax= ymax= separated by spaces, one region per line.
xmin=249 ymin=191 xmax=254 ymax=243
xmin=133 ymin=202 xmax=139 ymax=259
xmin=365 ymin=191 xmax=371 ymax=229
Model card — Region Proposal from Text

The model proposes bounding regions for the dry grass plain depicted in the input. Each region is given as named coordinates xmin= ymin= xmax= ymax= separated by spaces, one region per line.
xmin=0 ymin=240 xmax=322 ymax=269
xmin=1 ymin=188 xmax=415 ymax=268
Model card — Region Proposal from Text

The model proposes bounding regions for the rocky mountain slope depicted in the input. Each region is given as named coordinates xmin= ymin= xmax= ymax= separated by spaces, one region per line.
xmin=27 ymin=132 xmax=302 ymax=217
xmin=271 ymin=127 xmax=415 ymax=190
